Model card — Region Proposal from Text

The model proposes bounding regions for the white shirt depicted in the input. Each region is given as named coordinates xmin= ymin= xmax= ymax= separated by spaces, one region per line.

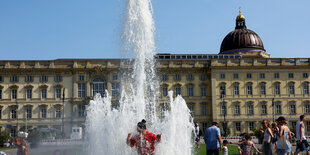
xmin=296 ymin=121 xmax=306 ymax=140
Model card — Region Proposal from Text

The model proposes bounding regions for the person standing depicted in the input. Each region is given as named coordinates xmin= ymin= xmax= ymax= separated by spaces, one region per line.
xmin=295 ymin=115 xmax=310 ymax=155
xmin=195 ymin=123 xmax=201 ymax=149
xmin=14 ymin=136 xmax=29 ymax=155
xmin=277 ymin=117 xmax=291 ymax=155
xmin=204 ymin=122 xmax=222 ymax=155
xmin=261 ymin=120 xmax=274 ymax=155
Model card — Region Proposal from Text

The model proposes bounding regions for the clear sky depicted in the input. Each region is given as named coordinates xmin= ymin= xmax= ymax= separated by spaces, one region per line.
xmin=0 ymin=0 xmax=309 ymax=60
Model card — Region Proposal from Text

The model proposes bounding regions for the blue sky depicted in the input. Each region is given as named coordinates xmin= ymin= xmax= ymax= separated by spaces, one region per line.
xmin=0 ymin=0 xmax=309 ymax=60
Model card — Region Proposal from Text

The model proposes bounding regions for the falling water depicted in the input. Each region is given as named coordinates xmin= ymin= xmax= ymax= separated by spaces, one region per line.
xmin=85 ymin=0 xmax=194 ymax=154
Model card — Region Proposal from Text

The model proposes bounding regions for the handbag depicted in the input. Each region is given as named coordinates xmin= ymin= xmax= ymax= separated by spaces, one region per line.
xmin=277 ymin=133 xmax=290 ymax=150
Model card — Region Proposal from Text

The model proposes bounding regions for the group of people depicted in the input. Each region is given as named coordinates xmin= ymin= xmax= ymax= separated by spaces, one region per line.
xmin=201 ymin=115 xmax=310 ymax=155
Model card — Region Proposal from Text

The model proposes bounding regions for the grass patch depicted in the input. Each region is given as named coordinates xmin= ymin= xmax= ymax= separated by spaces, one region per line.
xmin=195 ymin=144 xmax=241 ymax=155
xmin=0 ymin=147 xmax=13 ymax=151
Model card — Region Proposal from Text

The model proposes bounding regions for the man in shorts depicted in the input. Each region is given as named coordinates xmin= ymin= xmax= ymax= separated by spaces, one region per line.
xmin=295 ymin=115 xmax=310 ymax=155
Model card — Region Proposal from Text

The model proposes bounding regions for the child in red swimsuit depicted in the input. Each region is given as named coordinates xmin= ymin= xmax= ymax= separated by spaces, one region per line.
xmin=127 ymin=119 xmax=161 ymax=155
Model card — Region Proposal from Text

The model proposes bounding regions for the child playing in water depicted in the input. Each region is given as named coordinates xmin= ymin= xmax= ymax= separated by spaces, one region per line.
xmin=127 ymin=119 xmax=161 ymax=155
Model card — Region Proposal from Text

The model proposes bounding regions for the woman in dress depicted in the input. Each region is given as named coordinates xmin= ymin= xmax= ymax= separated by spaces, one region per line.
xmin=262 ymin=120 xmax=274 ymax=155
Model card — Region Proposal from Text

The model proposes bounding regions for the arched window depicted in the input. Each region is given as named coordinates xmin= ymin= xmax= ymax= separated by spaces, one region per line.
xmin=233 ymin=82 xmax=239 ymax=95
xmin=289 ymin=101 xmax=296 ymax=114
xmin=303 ymin=82 xmax=309 ymax=95
xmin=260 ymin=82 xmax=266 ymax=95
xmin=288 ymin=82 xmax=295 ymax=95
xmin=247 ymin=102 xmax=254 ymax=115
xmin=219 ymin=83 xmax=226 ymax=96
xmin=92 ymin=78 xmax=105 ymax=97
xmin=246 ymin=82 xmax=253 ymax=95
xmin=274 ymin=82 xmax=281 ymax=95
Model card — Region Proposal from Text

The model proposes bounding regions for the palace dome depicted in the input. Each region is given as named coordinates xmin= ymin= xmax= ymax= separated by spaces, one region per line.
xmin=219 ymin=11 xmax=265 ymax=54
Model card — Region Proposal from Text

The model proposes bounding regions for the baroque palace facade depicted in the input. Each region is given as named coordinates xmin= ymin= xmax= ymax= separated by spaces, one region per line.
xmin=1 ymin=12 xmax=310 ymax=136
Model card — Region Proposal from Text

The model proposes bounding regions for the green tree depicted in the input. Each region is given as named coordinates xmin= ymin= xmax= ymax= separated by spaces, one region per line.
xmin=0 ymin=132 xmax=10 ymax=147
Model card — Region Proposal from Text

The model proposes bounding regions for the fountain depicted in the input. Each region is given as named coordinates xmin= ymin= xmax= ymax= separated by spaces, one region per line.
xmin=85 ymin=0 xmax=194 ymax=154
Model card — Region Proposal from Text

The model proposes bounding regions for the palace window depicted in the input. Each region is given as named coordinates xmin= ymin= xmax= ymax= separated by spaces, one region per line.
xmin=92 ymin=78 xmax=105 ymax=97
xmin=220 ymin=74 xmax=225 ymax=79
xmin=112 ymin=74 xmax=118 ymax=81
xmin=234 ymin=83 xmax=239 ymax=95
xmin=233 ymin=73 xmax=239 ymax=79
xmin=112 ymin=83 xmax=120 ymax=98
xmin=234 ymin=104 xmax=240 ymax=115
xmin=78 ymin=83 xmax=86 ymax=98
xmin=78 ymin=105 xmax=86 ymax=117
xmin=246 ymin=73 xmax=252 ymax=79
xmin=307 ymin=122 xmax=310 ymax=132
xmin=162 ymin=87 xmax=168 ymax=97
xmin=11 ymin=109 xmax=17 ymax=119
xmin=290 ymin=102 xmax=296 ymax=114
xmin=56 ymin=89 xmax=61 ymax=98
xmin=187 ymin=74 xmax=194 ymax=81
xmin=12 ymin=89 xmax=17 ymax=99
xmin=162 ymin=74 xmax=168 ymax=81
xmin=79 ymin=75 xmax=85 ymax=81
xmin=40 ymin=75 xmax=48 ymax=82
xmin=275 ymin=82 xmax=281 ymax=95
xmin=201 ymin=105 xmax=207 ymax=115
xmin=303 ymin=73 xmax=308 ymax=78
xmin=55 ymin=75 xmax=62 ymax=82
xmin=220 ymin=83 xmax=226 ymax=96
xmin=221 ymin=103 xmax=227 ymax=115
xmin=288 ymin=73 xmax=294 ymax=78
xmin=247 ymin=83 xmax=253 ymax=95
xmin=41 ymin=108 xmax=47 ymax=118
xmin=261 ymin=104 xmax=267 ymax=115
xmin=0 ymin=89 xmax=2 ymax=100
xmin=41 ymin=89 xmax=47 ymax=98
xmin=305 ymin=104 xmax=310 ymax=114
xmin=202 ymin=123 xmax=208 ymax=133
xmin=274 ymin=73 xmax=279 ymax=78
xmin=249 ymin=122 xmax=255 ymax=131
xmin=26 ymin=89 xmax=32 ymax=99
xmin=260 ymin=83 xmax=266 ymax=95
xmin=260 ymin=73 xmax=265 ymax=79
xmin=276 ymin=104 xmax=282 ymax=114
xmin=26 ymin=108 xmax=32 ymax=118
xmin=174 ymin=74 xmax=181 ymax=81
xmin=0 ymin=108 xmax=2 ymax=119
xmin=248 ymin=104 xmax=254 ymax=115
xmin=25 ymin=76 xmax=33 ymax=82
xmin=56 ymin=109 xmax=61 ymax=118
xmin=0 ymin=76 xmax=2 ymax=82
xmin=304 ymin=82 xmax=309 ymax=95
xmin=201 ymin=87 xmax=207 ymax=96
xmin=175 ymin=87 xmax=181 ymax=96
xmin=289 ymin=83 xmax=295 ymax=95
xmin=188 ymin=87 xmax=194 ymax=96
xmin=200 ymin=74 xmax=206 ymax=81
xmin=235 ymin=122 xmax=241 ymax=132
xmin=11 ymin=75 xmax=18 ymax=82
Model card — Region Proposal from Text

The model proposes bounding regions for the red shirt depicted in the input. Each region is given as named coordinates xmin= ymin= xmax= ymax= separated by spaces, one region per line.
xmin=129 ymin=131 xmax=158 ymax=155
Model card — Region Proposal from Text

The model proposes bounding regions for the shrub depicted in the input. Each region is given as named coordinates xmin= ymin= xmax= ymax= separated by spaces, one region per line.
xmin=0 ymin=132 xmax=10 ymax=147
